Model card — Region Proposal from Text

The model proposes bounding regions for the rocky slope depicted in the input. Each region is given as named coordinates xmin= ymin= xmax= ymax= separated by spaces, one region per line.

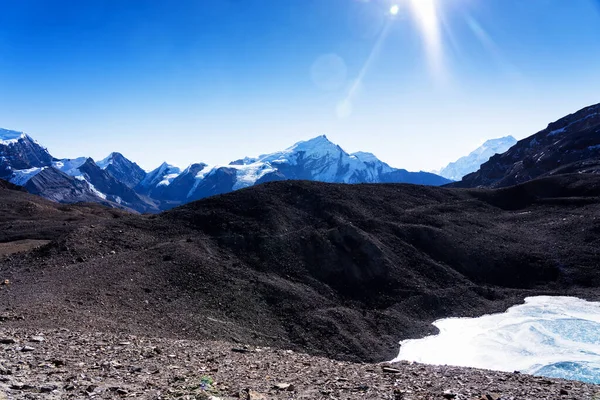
xmin=1 ymin=175 xmax=600 ymax=365
xmin=454 ymin=103 xmax=600 ymax=188
xmin=0 ymin=328 xmax=597 ymax=400
xmin=437 ymin=136 xmax=517 ymax=181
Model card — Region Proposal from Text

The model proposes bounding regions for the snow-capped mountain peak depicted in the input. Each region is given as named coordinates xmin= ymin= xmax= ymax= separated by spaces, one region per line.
xmin=97 ymin=152 xmax=128 ymax=169
xmin=0 ymin=128 xmax=54 ymax=179
xmin=95 ymin=152 xmax=146 ymax=188
xmin=437 ymin=136 xmax=517 ymax=181
xmin=137 ymin=162 xmax=181 ymax=190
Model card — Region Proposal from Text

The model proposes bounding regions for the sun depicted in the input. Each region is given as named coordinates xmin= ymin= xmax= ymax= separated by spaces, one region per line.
xmin=390 ymin=4 xmax=399 ymax=16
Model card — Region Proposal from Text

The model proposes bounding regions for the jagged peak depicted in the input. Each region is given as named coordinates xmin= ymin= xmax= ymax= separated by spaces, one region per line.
xmin=98 ymin=152 xmax=127 ymax=168
xmin=482 ymin=136 xmax=517 ymax=146
xmin=153 ymin=162 xmax=181 ymax=174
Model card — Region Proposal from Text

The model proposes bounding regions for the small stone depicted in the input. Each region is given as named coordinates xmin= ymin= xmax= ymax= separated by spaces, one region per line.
xmin=51 ymin=359 xmax=66 ymax=367
xmin=560 ymin=389 xmax=569 ymax=396
xmin=381 ymin=366 xmax=401 ymax=374
xmin=231 ymin=347 xmax=251 ymax=354
xmin=245 ymin=389 xmax=267 ymax=400
xmin=20 ymin=346 xmax=35 ymax=352
xmin=443 ymin=390 xmax=457 ymax=399
xmin=483 ymin=394 xmax=501 ymax=400
xmin=116 ymin=388 xmax=128 ymax=395
xmin=29 ymin=336 xmax=45 ymax=343
xmin=0 ymin=338 xmax=16 ymax=344
xmin=273 ymin=383 xmax=294 ymax=391
xmin=40 ymin=385 xmax=57 ymax=393
xmin=86 ymin=384 xmax=97 ymax=393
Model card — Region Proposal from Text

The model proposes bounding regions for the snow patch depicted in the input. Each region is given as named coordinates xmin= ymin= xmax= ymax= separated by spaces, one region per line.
xmin=53 ymin=158 xmax=88 ymax=176
xmin=549 ymin=113 xmax=599 ymax=136
xmin=9 ymin=167 xmax=45 ymax=185
xmin=74 ymin=176 xmax=107 ymax=199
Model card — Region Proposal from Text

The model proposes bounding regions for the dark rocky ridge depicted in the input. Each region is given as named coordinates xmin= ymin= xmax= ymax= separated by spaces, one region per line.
xmin=0 ymin=176 xmax=600 ymax=364
xmin=454 ymin=103 xmax=600 ymax=188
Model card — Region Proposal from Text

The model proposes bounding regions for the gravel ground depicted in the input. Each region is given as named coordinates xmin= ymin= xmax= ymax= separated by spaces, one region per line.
xmin=0 ymin=328 xmax=597 ymax=400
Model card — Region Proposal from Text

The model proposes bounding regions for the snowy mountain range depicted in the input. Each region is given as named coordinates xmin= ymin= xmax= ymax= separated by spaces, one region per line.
xmin=0 ymin=130 xmax=450 ymax=212
xmin=436 ymin=136 xmax=517 ymax=181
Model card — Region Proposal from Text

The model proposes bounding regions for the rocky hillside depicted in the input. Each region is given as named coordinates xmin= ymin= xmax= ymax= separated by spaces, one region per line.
xmin=454 ymin=103 xmax=600 ymax=188
xmin=0 ymin=327 xmax=597 ymax=399
xmin=1 ymin=175 xmax=600 ymax=364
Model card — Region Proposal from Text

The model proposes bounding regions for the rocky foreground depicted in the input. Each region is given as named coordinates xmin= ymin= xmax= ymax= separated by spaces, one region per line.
xmin=0 ymin=328 xmax=597 ymax=400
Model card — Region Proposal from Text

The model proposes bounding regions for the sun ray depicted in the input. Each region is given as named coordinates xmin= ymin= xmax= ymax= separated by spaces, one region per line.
xmin=408 ymin=0 xmax=444 ymax=78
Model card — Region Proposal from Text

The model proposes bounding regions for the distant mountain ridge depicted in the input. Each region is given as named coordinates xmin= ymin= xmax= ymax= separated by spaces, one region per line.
xmin=437 ymin=136 xmax=517 ymax=181
xmin=453 ymin=103 xmax=600 ymax=188
xmin=0 ymin=131 xmax=451 ymax=212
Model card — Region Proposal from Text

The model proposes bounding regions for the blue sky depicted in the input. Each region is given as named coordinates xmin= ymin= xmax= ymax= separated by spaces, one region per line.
xmin=0 ymin=0 xmax=599 ymax=172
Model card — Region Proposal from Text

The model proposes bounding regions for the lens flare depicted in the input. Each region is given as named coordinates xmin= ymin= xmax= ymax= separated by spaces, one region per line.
xmin=390 ymin=5 xmax=400 ymax=15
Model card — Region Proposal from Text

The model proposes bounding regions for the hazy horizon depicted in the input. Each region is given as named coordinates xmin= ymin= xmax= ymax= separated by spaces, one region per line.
xmin=1 ymin=0 xmax=599 ymax=172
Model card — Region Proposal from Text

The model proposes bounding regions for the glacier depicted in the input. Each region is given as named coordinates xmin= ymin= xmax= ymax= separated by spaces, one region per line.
xmin=393 ymin=296 xmax=600 ymax=384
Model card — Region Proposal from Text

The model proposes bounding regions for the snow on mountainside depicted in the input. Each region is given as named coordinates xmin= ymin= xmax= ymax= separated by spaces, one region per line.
xmin=437 ymin=136 xmax=517 ymax=181
xmin=53 ymin=157 xmax=89 ymax=177
xmin=135 ymin=162 xmax=181 ymax=199
xmin=137 ymin=162 xmax=181 ymax=189
xmin=10 ymin=167 xmax=46 ymax=186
